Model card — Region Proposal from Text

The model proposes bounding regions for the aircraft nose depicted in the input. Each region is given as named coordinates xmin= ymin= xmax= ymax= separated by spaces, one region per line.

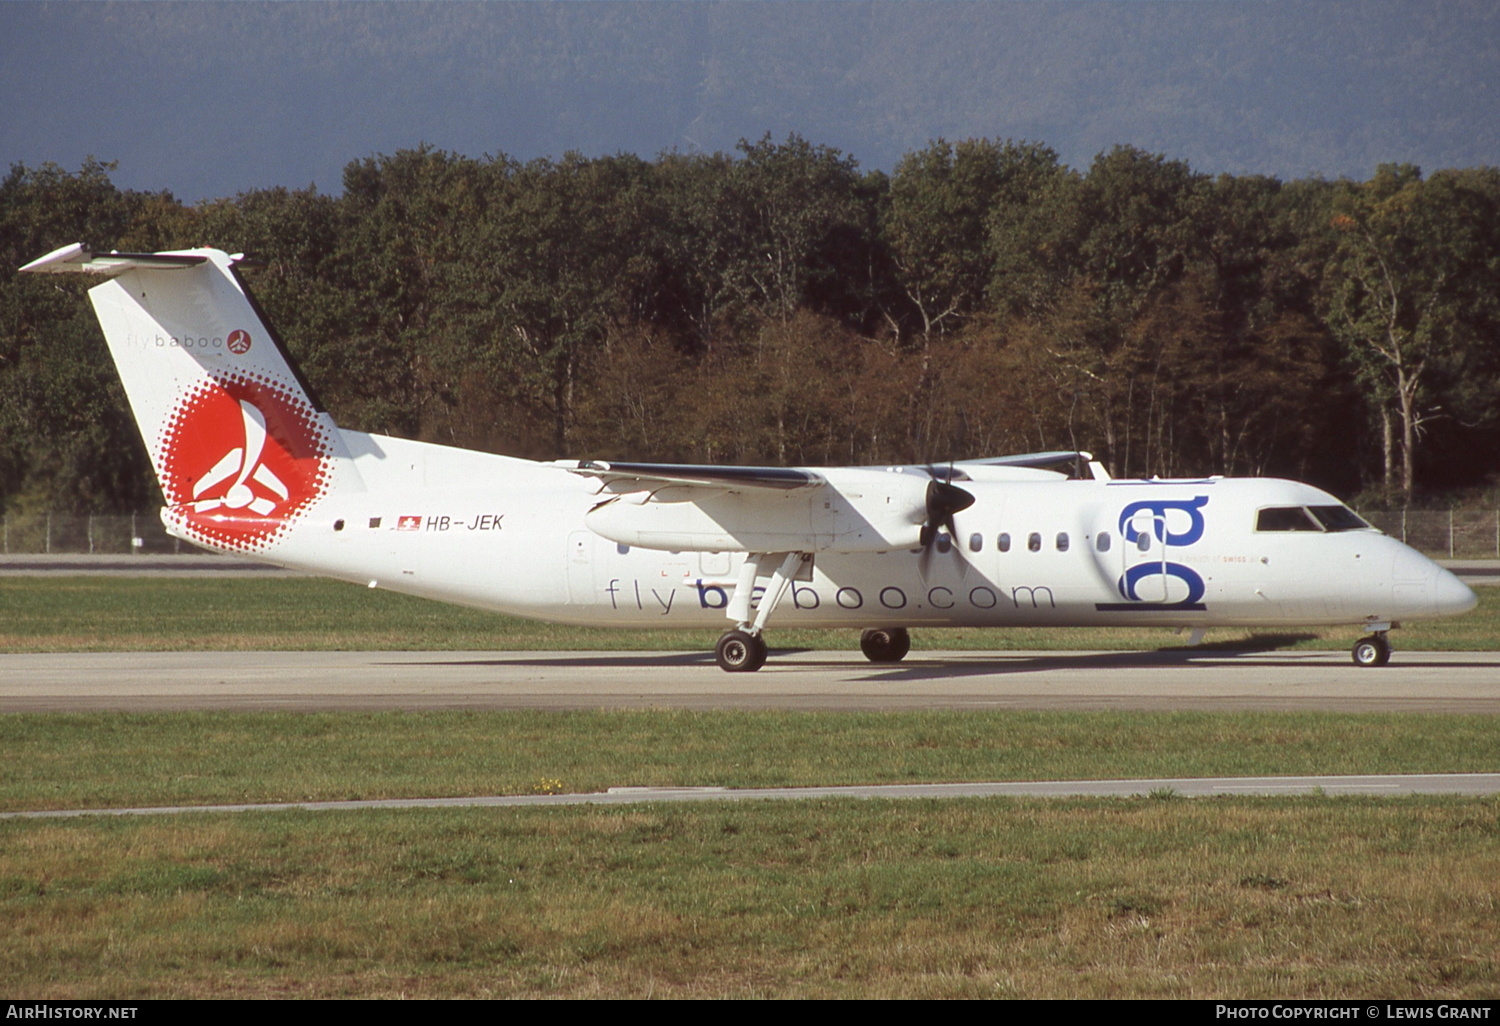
xmin=1433 ymin=565 xmax=1478 ymax=617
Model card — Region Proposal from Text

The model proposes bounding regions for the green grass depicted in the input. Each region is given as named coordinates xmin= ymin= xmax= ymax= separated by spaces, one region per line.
xmin=2 ymin=576 xmax=1496 ymax=652
xmin=3 ymin=798 xmax=1497 ymax=998
xmin=1 ymin=710 xmax=1496 ymax=813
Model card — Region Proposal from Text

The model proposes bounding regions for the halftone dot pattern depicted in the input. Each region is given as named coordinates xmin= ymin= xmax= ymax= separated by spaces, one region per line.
xmin=155 ymin=371 xmax=332 ymax=553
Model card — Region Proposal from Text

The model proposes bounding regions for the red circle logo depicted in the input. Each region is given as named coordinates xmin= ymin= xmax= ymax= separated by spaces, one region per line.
xmin=157 ymin=374 xmax=331 ymax=552
xmin=226 ymin=330 xmax=252 ymax=354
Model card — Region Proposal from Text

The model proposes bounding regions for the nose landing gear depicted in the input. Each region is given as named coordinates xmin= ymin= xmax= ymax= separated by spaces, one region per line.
xmin=1352 ymin=633 xmax=1391 ymax=667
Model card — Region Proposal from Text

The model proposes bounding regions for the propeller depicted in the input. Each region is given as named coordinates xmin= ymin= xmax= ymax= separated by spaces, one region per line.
xmin=918 ymin=467 xmax=975 ymax=576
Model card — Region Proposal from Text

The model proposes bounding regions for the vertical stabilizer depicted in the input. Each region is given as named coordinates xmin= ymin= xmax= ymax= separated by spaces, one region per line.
xmin=20 ymin=244 xmax=359 ymax=554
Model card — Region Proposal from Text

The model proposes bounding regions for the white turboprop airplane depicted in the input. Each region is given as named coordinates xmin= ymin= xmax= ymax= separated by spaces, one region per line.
xmin=21 ymin=244 xmax=1478 ymax=670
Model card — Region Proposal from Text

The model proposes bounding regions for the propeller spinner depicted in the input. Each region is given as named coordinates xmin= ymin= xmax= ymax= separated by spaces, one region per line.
xmin=920 ymin=476 xmax=975 ymax=546
xmin=917 ymin=471 xmax=975 ymax=578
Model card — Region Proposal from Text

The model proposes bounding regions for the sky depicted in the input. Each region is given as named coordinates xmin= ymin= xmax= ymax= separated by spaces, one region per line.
xmin=2 ymin=0 xmax=1497 ymax=202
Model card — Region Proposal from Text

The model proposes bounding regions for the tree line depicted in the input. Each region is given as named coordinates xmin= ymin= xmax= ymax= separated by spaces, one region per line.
xmin=2 ymin=139 xmax=1498 ymax=517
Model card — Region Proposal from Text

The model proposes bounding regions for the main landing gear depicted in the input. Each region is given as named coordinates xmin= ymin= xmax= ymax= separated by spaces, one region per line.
xmin=712 ymin=551 xmax=922 ymax=672
xmin=860 ymin=627 xmax=911 ymax=663
xmin=715 ymin=629 xmax=768 ymax=673
xmin=1351 ymin=633 xmax=1392 ymax=667
xmin=714 ymin=551 xmax=806 ymax=673
xmin=715 ymin=626 xmax=914 ymax=671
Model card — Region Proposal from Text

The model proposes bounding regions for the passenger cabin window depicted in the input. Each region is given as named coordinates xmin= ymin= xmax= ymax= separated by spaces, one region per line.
xmin=936 ymin=533 xmax=952 ymax=553
xmin=1055 ymin=532 xmax=1069 ymax=552
xmin=1027 ymin=532 xmax=1041 ymax=552
xmin=969 ymin=533 xmax=983 ymax=553
xmin=1096 ymin=532 xmax=1111 ymax=552
xmin=998 ymin=533 xmax=1011 ymax=553
xmin=1257 ymin=507 xmax=1323 ymax=532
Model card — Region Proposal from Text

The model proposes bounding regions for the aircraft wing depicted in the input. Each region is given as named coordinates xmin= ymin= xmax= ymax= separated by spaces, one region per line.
xmin=569 ymin=460 xmax=825 ymax=491
xmin=567 ymin=453 xmax=1097 ymax=552
xmin=957 ymin=450 xmax=1094 ymax=474
xmin=566 ymin=460 xmax=921 ymax=553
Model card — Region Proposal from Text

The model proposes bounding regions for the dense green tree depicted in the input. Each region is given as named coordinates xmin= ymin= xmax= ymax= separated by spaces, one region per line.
xmin=1005 ymin=148 xmax=1206 ymax=476
xmin=332 ymin=147 xmax=495 ymax=437
xmin=450 ymin=152 xmax=658 ymax=453
xmin=0 ymin=161 xmax=178 ymax=513
xmin=3 ymin=147 xmax=1499 ymax=516
xmin=878 ymin=139 xmax=1067 ymax=340
xmin=1321 ymin=164 xmax=1500 ymax=501
xmin=687 ymin=310 xmax=910 ymax=465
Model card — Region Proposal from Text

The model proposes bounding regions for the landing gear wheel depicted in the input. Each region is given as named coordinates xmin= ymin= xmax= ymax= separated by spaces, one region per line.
xmin=860 ymin=627 xmax=912 ymax=663
xmin=716 ymin=629 xmax=768 ymax=673
xmin=1352 ymin=634 xmax=1391 ymax=667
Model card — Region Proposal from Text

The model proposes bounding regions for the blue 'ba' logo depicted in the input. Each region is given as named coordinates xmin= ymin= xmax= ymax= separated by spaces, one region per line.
xmin=1097 ymin=496 xmax=1209 ymax=611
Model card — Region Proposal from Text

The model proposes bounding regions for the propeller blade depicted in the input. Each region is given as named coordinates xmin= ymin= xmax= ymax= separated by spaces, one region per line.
xmin=918 ymin=473 xmax=975 ymax=577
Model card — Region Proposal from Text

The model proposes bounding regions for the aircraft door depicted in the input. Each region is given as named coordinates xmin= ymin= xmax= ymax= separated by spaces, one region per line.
xmin=699 ymin=550 xmax=732 ymax=578
xmin=386 ymin=519 xmax=421 ymax=582
xmin=1122 ymin=512 xmax=1170 ymax=602
xmin=566 ymin=530 xmax=595 ymax=604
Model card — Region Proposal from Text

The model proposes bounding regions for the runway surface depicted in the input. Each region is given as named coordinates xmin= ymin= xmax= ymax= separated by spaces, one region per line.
xmin=4 ymin=648 xmax=1499 ymax=713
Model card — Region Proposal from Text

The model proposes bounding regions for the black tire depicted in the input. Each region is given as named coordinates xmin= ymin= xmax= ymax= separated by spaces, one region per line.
xmin=1351 ymin=635 xmax=1391 ymax=667
xmin=860 ymin=626 xmax=912 ymax=663
xmin=716 ymin=629 xmax=768 ymax=672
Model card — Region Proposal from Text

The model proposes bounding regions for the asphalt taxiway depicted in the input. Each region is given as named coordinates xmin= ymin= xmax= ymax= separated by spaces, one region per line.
xmin=3 ymin=648 xmax=1498 ymax=713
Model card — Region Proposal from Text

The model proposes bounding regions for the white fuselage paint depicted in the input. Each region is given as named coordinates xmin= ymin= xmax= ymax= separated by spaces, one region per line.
xmin=230 ymin=430 xmax=1475 ymax=634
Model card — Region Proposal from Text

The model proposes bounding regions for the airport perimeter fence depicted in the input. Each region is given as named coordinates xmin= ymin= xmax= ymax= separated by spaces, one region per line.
xmin=3 ymin=511 xmax=1500 ymax=559
xmin=1 ymin=514 xmax=198 ymax=556
xmin=1358 ymin=510 xmax=1500 ymax=559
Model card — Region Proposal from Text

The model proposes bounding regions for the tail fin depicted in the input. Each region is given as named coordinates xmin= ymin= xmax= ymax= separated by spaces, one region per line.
xmin=21 ymin=243 xmax=357 ymax=553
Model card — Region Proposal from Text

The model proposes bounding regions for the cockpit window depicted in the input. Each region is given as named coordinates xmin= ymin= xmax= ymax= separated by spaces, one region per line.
xmin=1256 ymin=506 xmax=1322 ymax=532
xmin=1308 ymin=505 xmax=1371 ymax=532
xmin=1257 ymin=505 xmax=1372 ymax=533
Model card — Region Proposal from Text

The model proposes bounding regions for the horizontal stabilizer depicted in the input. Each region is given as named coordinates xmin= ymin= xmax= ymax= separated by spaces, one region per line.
xmin=19 ymin=243 xmax=211 ymax=279
xmin=570 ymin=460 xmax=824 ymax=491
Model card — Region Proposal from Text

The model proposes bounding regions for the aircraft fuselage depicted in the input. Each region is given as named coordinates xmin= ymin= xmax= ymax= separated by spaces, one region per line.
xmin=247 ymin=440 xmax=1472 ymax=635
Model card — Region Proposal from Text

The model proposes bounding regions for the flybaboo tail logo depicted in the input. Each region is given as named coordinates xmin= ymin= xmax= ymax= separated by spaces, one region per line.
xmin=156 ymin=371 xmax=332 ymax=552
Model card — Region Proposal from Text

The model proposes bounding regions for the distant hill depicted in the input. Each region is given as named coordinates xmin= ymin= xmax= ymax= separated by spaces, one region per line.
xmin=2 ymin=1 xmax=1495 ymax=201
